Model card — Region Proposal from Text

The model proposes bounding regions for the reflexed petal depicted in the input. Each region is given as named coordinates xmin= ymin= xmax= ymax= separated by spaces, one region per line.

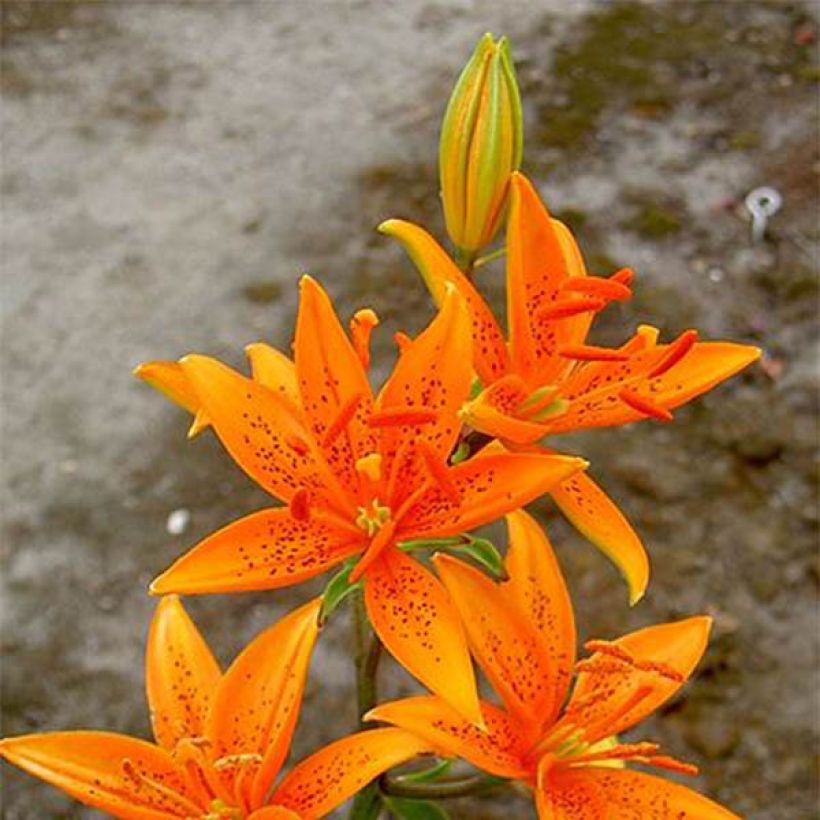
xmin=538 ymin=766 xmax=739 ymax=820
xmin=245 ymin=342 xmax=300 ymax=410
xmin=180 ymin=354 xmax=351 ymax=512
xmin=397 ymin=451 xmax=587 ymax=539
xmin=504 ymin=510 xmax=576 ymax=726
xmin=378 ymin=287 xmax=474 ymax=510
xmin=433 ymin=551 xmax=565 ymax=733
xmin=566 ymin=617 xmax=712 ymax=743
xmin=366 ymin=696 xmax=529 ymax=780
xmin=134 ymin=360 xmax=210 ymax=436
xmin=272 ymin=728 xmax=432 ymax=818
xmin=207 ymin=598 xmax=321 ymax=808
xmin=364 ymin=547 xmax=482 ymax=726
xmin=378 ymin=219 xmax=510 ymax=384
xmin=146 ymin=595 xmax=221 ymax=750
xmin=549 ymin=471 xmax=649 ymax=605
xmin=506 ymin=173 xmax=591 ymax=385
xmin=0 ymin=732 xmax=198 ymax=819
xmin=150 ymin=509 xmax=363 ymax=596
xmin=294 ymin=276 xmax=376 ymax=488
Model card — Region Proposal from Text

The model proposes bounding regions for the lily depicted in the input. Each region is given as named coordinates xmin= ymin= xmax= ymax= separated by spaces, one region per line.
xmin=136 ymin=278 xmax=586 ymax=725
xmin=380 ymin=172 xmax=761 ymax=603
xmin=367 ymin=510 xmax=739 ymax=819
xmin=0 ymin=596 xmax=431 ymax=819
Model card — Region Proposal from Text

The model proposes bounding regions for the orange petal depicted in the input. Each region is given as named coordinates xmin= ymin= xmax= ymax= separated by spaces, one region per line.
xmin=146 ymin=595 xmax=221 ymax=750
xmin=463 ymin=378 xmax=551 ymax=445
xmin=0 ymin=732 xmax=198 ymax=819
xmin=272 ymin=728 xmax=432 ymax=818
xmin=245 ymin=342 xmax=300 ymax=409
xmin=433 ymin=551 xmax=565 ymax=733
xmin=397 ymin=451 xmax=587 ymax=539
xmin=364 ymin=547 xmax=482 ymax=726
xmin=506 ymin=173 xmax=591 ymax=385
xmin=565 ymin=617 xmax=712 ymax=743
xmin=248 ymin=808 xmax=301 ymax=820
xmin=378 ymin=219 xmax=510 ymax=384
xmin=294 ymin=276 xmax=376 ymax=484
xmin=150 ymin=508 xmax=363 ymax=596
xmin=207 ymin=598 xmax=321 ymax=809
xmin=504 ymin=510 xmax=576 ymax=725
xmin=538 ymin=766 xmax=739 ymax=820
xmin=134 ymin=360 xmax=210 ymax=436
xmin=180 ymin=354 xmax=352 ymax=513
xmin=549 ymin=471 xmax=649 ymax=605
xmin=366 ymin=696 xmax=530 ymax=780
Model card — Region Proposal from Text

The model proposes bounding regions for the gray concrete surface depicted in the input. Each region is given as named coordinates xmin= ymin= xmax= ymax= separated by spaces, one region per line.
xmin=2 ymin=1 xmax=818 ymax=818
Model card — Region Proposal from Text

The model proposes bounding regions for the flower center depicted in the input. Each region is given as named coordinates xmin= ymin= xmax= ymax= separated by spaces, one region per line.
xmin=355 ymin=498 xmax=391 ymax=536
xmin=203 ymin=799 xmax=242 ymax=819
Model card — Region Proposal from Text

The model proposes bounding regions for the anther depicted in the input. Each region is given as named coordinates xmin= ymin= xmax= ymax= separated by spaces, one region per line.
xmin=560 ymin=276 xmax=631 ymax=302
xmin=368 ymin=408 xmax=439 ymax=428
xmin=559 ymin=344 xmax=630 ymax=362
xmin=394 ymin=331 xmax=412 ymax=354
xmin=647 ymin=755 xmax=699 ymax=776
xmin=648 ymin=329 xmax=698 ymax=378
xmin=536 ymin=298 xmax=606 ymax=321
xmin=322 ymin=393 xmax=365 ymax=448
xmin=350 ymin=308 xmax=380 ymax=370
xmin=418 ymin=442 xmax=461 ymax=506
xmin=286 ymin=434 xmax=310 ymax=456
xmin=289 ymin=488 xmax=311 ymax=522
xmin=618 ymin=388 xmax=673 ymax=422
xmin=609 ymin=267 xmax=635 ymax=286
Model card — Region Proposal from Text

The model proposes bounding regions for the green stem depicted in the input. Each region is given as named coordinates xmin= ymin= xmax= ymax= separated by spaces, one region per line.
xmin=473 ymin=246 xmax=506 ymax=268
xmin=381 ymin=773 xmax=508 ymax=799
xmin=348 ymin=588 xmax=384 ymax=820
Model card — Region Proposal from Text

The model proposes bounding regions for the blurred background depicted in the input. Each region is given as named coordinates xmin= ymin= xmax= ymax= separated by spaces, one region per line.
xmin=2 ymin=1 xmax=818 ymax=817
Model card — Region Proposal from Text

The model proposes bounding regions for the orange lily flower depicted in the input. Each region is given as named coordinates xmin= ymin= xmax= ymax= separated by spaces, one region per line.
xmin=367 ymin=510 xmax=739 ymax=819
xmin=380 ymin=172 xmax=761 ymax=603
xmin=0 ymin=596 xmax=431 ymax=819
xmin=136 ymin=277 xmax=587 ymax=725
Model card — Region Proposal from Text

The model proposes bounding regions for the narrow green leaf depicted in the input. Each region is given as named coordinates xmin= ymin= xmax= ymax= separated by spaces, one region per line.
xmin=384 ymin=797 xmax=451 ymax=820
xmin=319 ymin=560 xmax=362 ymax=625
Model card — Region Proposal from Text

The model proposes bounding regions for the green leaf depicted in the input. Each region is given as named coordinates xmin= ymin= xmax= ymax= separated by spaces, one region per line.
xmin=384 ymin=797 xmax=451 ymax=820
xmin=395 ymin=759 xmax=454 ymax=784
xmin=445 ymin=536 xmax=507 ymax=581
xmin=348 ymin=786 xmax=383 ymax=820
xmin=319 ymin=560 xmax=362 ymax=625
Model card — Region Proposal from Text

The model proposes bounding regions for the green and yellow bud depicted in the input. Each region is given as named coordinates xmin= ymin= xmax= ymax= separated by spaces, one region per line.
xmin=439 ymin=33 xmax=523 ymax=259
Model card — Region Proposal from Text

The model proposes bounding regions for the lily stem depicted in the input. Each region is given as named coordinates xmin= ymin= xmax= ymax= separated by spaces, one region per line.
xmin=348 ymin=588 xmax=384 ymax=820
xmin=381 ymin=773 xmax=508 ymax=799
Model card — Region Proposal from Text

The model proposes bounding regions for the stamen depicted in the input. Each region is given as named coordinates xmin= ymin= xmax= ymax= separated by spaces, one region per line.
xmin=582 ymin=640 xmax=685 ymax=682
xmin=536 ymin=298 xmax=606 ymax=321
xmin=121 ymin=758 xmax=204 ymax=815
xmin=368 ymin=408 xmax=439 ymax=428
xmin=350 ymin=308 xmax=380 ymax=370
xmin=394 ymin=331 xmax=412 ymax=354
xmin=646 ymin=755 xmax=699 ymax=776
xmin=285 ymin=434 xmax=310 ymax=456
xmin=610 ymin=267 xmax=635 ymax=286
xmin=559 ymin=344 xmax=630 ymax=362
xmin=570 ymin=741 xmax=660 ymax=766
xmin=560 ymin=276 xmax=631 ymax=302
xmin=322 ymin=393 xmax=365 ymax=448
xmin=289 ymin=488 xmax=311 ymax=522
xmin=355 ymin=452 xmax=383 ymax=483
xmin=648 ymin=329 xmax=698 ymax=378
xmin=618 ymin=388 xmax=673 ymax=422
xmin=418 ymin=442 xmax=462 ymax=506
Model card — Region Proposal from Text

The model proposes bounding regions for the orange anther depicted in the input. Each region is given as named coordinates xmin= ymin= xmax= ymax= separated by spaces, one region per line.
xmin=418 ymin=442 xmax=461 ymax=506
xmin=647 ymin=755 xmax=699 ymax=776
xmin=618 ymin=388 xmax=673 ymax=422
xmin=286 ymin=434 xmax=310 ymax=456
xmin=560 ymin=276 xmax=631 ymax=302
xmin=289 ymin=488 xmax=311 ymax=522
xmin=610 ymin=267 xmax=635 ymax=286
xmin=559 ymin=344 xmax=630 ymax=362
xmin=648 ymin=329 xmax=698 ymax=378
xmin=394 ymin=331 xmax=412 ymax=354
xmin=350 ymin=308 xmax=380 ymax=370
xmin=536 ymin=298 xmax=606 ymax=322
xmin=368 ymin=408 xmax=439 ymax=428
xmin=322 ymin=393 xmax=365 ymax=448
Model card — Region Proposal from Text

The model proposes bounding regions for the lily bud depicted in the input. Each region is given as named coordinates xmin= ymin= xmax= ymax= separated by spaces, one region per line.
xmin=439 ymin=33 xmax=523 ymax=259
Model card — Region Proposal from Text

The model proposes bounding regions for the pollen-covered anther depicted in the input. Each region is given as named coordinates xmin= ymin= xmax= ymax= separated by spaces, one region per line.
xmin=618 ymin=388 xmax=674 ymax=422
xmin=646 ymin=755 xmax=699 ymax=776
xmin=289 ymin=488 xmax=311 ymax=521
xmin=648 ymin=329 xmax=699 ymax=378
xmin=350 ymin=308 xmax=380 ymax=370
xmin=418 ymin=442 xmax=462 ymax=506
xmin=355 ymin=452 xmax=383 ymax=483
xmin=559 ymin=344 xmax=630 ymax=362
xmin=322 ymin=393 xmax=365 ymax=448
xmin=610 ymin=267 xmax=636 ymax=286
xmin=560 ymin=275 xmax=632 ymax=302
xmin=536 ymin=297 xmax=607 ymax=322
xmin=368 ymin=407 xmax=440 ymax=428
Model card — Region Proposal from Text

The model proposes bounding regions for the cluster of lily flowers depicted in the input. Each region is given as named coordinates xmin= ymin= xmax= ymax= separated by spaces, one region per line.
xmin=2 ymin=34 xmax=760 ymax=819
